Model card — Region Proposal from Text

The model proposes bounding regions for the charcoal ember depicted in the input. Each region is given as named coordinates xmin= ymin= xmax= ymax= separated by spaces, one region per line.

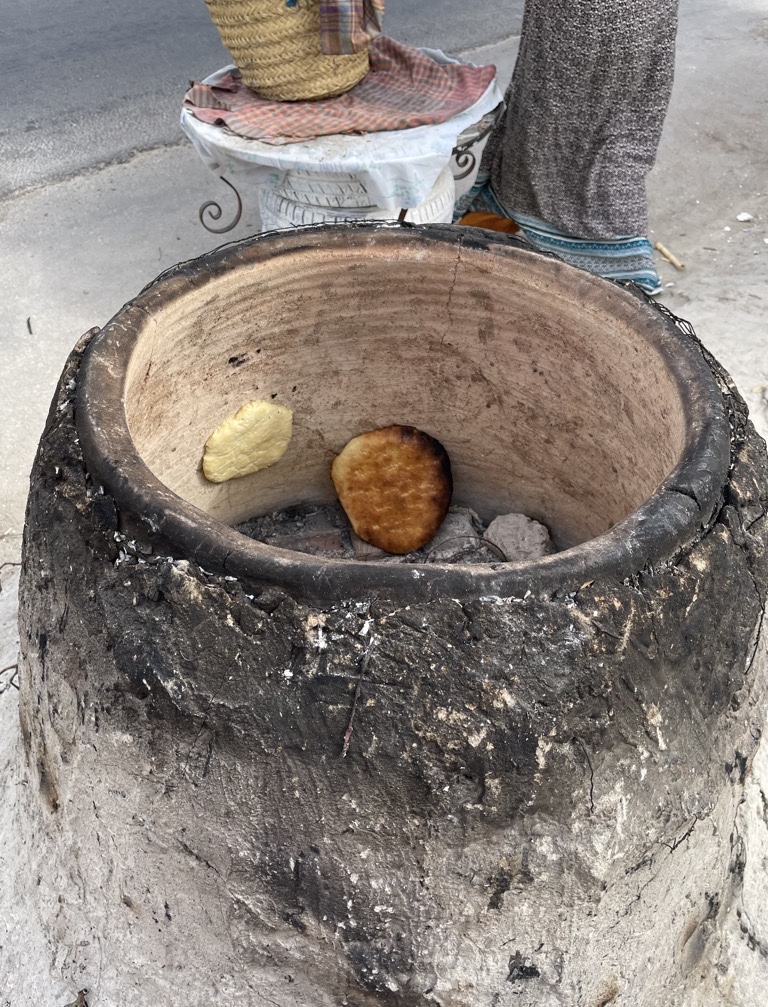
xmin=237 ymin=503 xmax=554 ymax=565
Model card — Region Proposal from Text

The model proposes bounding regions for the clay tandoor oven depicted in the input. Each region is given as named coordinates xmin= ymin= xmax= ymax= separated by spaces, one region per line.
xmin=14 ymin=224 xmax=768 ymax=1006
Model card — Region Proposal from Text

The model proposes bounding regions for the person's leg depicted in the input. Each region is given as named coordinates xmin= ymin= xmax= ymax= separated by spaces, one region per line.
xmin=468 ymin=0 xmax=678 ymax=292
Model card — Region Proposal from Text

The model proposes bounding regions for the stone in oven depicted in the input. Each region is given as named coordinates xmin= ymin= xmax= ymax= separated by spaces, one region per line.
xmin=483 ymin=512 xmax=554 ymax=562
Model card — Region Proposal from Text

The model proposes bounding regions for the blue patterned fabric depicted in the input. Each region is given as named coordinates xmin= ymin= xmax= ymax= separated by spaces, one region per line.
xmin=461 ymin=177 xmax=662 ymax=295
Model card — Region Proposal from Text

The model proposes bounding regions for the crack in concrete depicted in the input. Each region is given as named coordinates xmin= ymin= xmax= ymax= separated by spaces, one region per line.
xmin=0 ymin=136 xmax=191 ymax=207
xmin=178 ymin=839 xmax=223 ymax=878
xmin=737 ymin=907 xmax=768 ymax=959
xmin=662 ymin=815 xmax=698 ymax=853
xmin=462 ymin=33 xmax=522 ymax=56
xmin=573 ymin=737 xmax=595 ymax=814
xmin=743 ymin=607 xmax=766 ymax=681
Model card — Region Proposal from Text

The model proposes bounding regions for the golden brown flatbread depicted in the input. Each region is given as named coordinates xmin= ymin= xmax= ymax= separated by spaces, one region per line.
xmin=331 ymin=425 xmax=453 ymax=554
xmin=202 ymin=399 xmax=293 ymax=483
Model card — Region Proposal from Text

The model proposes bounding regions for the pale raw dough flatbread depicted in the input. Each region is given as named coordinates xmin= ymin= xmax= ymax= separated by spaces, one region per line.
xmin=203 ymin=400 xmax=293 ymax=483
xmin=331 ymin=425 xmax=453 ymax=554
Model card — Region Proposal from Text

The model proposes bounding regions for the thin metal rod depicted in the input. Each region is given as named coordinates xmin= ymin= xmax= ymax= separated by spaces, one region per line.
xmin=199 ymin=176 xmax=243 ymax=234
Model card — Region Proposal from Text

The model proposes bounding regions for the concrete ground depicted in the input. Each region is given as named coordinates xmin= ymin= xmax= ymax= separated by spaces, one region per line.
xmin=0 ymin=0 xmax=766 ymax=995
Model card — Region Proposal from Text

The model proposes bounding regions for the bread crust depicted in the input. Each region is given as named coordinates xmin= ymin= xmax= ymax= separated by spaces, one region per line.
xmin=331 ymin=425 xmax=453 ymax=554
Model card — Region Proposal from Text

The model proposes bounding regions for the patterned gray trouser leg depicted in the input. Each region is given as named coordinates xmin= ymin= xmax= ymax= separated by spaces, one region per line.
xmin=482 ymin=0 xmax=679 ymax=239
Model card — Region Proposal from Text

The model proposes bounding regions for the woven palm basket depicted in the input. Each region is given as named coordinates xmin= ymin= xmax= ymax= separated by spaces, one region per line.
xmin=204 ymin=0 xmax=370 ymax=101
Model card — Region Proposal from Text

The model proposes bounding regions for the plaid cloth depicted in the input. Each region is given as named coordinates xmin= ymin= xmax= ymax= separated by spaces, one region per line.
xmin=319 ymin=0 xmax=384 ymax=56
xmin=184 ymin=36 xmax=496 ymax=144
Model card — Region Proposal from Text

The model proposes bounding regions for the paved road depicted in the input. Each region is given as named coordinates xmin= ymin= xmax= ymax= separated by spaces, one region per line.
xmin=0 ymin=0 xmax=520 ymax=198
